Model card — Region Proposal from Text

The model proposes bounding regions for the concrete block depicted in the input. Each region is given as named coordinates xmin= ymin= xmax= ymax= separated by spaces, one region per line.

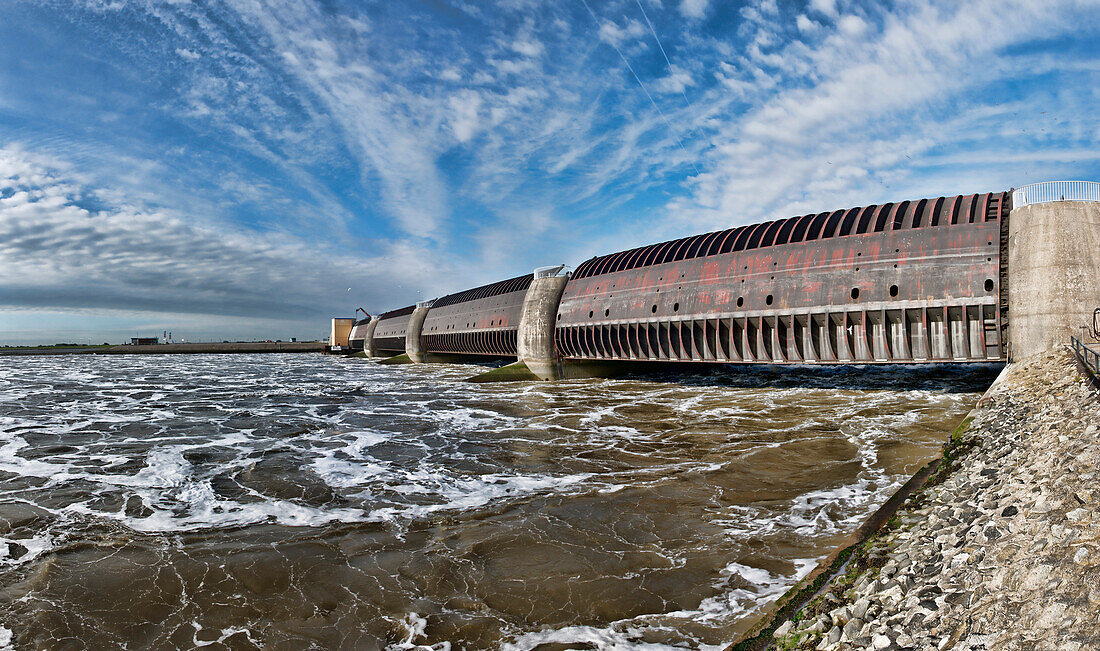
xmin=1008 ymin=201 xmax=1100 ymax=359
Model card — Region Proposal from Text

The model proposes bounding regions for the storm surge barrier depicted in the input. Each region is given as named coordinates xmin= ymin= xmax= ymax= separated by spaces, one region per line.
xmin=557 ymin=192 xmax=1007 ymax=366
xmin=354 ymin=182 xmax=1100 ymax=379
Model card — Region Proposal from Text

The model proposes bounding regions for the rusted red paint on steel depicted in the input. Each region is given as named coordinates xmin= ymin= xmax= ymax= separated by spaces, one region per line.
xmin=556 ymin=191 xmax=1009 ymax=364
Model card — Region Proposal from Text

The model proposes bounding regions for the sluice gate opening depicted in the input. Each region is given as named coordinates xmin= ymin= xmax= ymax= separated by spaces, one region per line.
xmin=553 ymin=305 xmax=1001 ymax=365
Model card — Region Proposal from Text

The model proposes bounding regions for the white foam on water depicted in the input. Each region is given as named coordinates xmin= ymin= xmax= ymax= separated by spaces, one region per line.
xmin=0 ymin=352 xmax=991 ymax=646
xmin=64 ymin=485 xmax=371 ymax=533
xmin=0 ymin=435 xmax=76 ymax=482
xmin=0 ymin=534 xmax=53 ymax=568
xmin=384 ymin=612 xmax=451 ymax=651
xmin=504 ymin=556 xmax=822 ymax=649
xmin=578 ymin=404 xmax=619 ymax=426
xmin=344 ymin=429 xmax=391 ymax=452
xmin=367 ymin=470 xmax=595 ymax=522
xmin=310 ymin=455 xmax=391 ymax=489
xmin=650 ymin=556 xmax=819 ymax=631
xmin=190 ymin=623 xmax=259 ymax=648
xmin=502 ymin=622 xmax=725 ymax=651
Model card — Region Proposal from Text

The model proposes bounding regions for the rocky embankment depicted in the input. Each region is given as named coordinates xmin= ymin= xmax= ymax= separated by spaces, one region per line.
xmin=770 ymin=350 xmax=1100 ymax=650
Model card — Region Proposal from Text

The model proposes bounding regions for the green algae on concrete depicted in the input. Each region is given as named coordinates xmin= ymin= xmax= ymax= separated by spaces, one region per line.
xmin=377 ymin=353 xmax=412 ymax=365
xmin=465 ymin=361 xmax=539 ymax=383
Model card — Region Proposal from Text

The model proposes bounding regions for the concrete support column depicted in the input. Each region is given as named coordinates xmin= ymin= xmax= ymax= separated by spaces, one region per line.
xmin=405 ymin=302 xmax=433 ymax=363
xmin=518 ymin=267 xmax=569 ymax=380
xmin=361 ymin=316 xmax=381 ymax=357
xmin=1008 ymin=200 xmax=1100 ymax=359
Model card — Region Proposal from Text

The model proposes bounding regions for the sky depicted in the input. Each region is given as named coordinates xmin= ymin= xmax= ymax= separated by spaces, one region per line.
xmin=1 ymin=0 xmax=1098 ymax=345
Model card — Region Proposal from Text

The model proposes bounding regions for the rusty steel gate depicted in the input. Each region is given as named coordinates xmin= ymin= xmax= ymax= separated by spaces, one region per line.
xmin=553 ymin=192 xmax=1010 ymax=364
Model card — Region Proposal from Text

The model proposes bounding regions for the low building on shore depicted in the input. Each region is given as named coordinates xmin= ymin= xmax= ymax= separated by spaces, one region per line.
xmin=329 ymin=318 xmax=353 ymax=350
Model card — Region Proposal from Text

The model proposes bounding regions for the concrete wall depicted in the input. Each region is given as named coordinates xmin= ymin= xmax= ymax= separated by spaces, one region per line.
xmin=517 ymin=275 xmax=569 ymax=380
xmin=1008 ymin=200 xmax=1100 ymax=359
xmin=405 ymin=304 xmax=432 ymax=362
xmin=361 ymin=317 xmax=381 ymax=357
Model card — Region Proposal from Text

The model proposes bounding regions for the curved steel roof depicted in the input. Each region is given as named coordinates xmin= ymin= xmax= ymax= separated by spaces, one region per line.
xmin=430 ymin=273 xmax=533 ymax=309
xmin=572 ymin=192 xmax=1007 ymax=280
xmin=377 ymin=305 xmax=416 ymax=320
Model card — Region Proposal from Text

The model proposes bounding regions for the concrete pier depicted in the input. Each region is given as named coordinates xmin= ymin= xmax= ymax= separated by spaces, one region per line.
xmin=405 ymin=302 xmax=433 ymax=363
xmin=517 ymin=267 xmax=569 ymax=380
xmin=1008 ymin=200 xmax=1100 ymax=359
xmin=361 ymin=316 xmax=381 ymax=357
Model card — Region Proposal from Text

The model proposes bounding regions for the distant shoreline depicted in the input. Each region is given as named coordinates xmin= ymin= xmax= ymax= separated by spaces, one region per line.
xmin=0 ymin=342 xmax=325 ymax=356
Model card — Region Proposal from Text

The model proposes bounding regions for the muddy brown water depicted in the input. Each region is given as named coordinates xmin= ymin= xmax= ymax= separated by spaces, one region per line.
xmin=0 ymin=354 xmax=997 ymax=649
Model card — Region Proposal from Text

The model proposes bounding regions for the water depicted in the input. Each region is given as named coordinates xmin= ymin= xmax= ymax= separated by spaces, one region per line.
xmin=0 ymin=354 xmax=997 ymax=649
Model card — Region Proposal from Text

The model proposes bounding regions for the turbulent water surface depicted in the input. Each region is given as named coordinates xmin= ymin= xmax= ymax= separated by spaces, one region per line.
xmin=0 ymin=353 xmax=997 ymax=649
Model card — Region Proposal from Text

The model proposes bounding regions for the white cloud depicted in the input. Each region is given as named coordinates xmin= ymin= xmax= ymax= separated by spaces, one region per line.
xmin=669 ymin=0 xmax=1100 ymax=233
xmin=448 ymin=91 xmax=483 ymax=142
xmin=837 ymin=14 xmax=868 ymax=35
xmin=511 ymin=38 xmax=543 ymax=58
xmin=176 ymin=48 xmax=200 ymax=61
xmin=226 ymin=3 xmax=452 ymax=238
xmin=10 ymin=0 xmax=1095 ymax=335
xmin=653 ymin=66 xmax=695 ymax=94
xmin=0 ymin=145 xmax=448 ymax=321
xmin=598 ymin=18 xmax=647 ymax=46
xmin=809 ymin=0 xmax=838 ymax=19
xmin=680 ymin=0 xmax=709 ymax=19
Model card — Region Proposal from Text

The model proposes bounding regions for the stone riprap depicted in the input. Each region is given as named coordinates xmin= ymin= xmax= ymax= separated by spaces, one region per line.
xmin=771 ymin=350 xmax=1100 ymax=650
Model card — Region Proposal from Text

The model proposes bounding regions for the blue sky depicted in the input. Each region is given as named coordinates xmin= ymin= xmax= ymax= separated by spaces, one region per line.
xmin=1 ymin=0 xmax=1098 ymax=344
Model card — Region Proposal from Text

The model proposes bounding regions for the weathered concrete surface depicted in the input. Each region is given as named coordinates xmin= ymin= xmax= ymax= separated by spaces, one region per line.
xmin=405 ymin=305 xmax=431 ymax=363
xmin=770 ymin=350 xmax=1100 ymax=650
xmin=1009 ymin=201 xmax=1100 ymax=360
xmin=517 ymin=275 xmax=568 ymax=380
xmin=361 ymin=316 xmax=381 ymax=357
xmin=0 ymin=342 xmax=324 ymax=356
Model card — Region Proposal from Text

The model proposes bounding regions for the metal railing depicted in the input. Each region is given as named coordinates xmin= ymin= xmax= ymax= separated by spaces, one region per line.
xmin=1013 ymin=181 xmax=1100 ymax=207
xmin=416 ymin=299 xmax=435 ymax=309
xmin=1071 ymin=336 xmax=1100 ymax=377
xmin=533 ymin=264 xmax=570 ymax=279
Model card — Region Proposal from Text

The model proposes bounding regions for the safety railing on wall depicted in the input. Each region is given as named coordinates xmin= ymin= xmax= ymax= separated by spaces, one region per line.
xmin=1013 ymin=181 xmax=1100 ymax=207
xmin=533 ymin=265 xmax=569 ymax=279
xmin=1071 ymin=336 xmax=1100 ymax=377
